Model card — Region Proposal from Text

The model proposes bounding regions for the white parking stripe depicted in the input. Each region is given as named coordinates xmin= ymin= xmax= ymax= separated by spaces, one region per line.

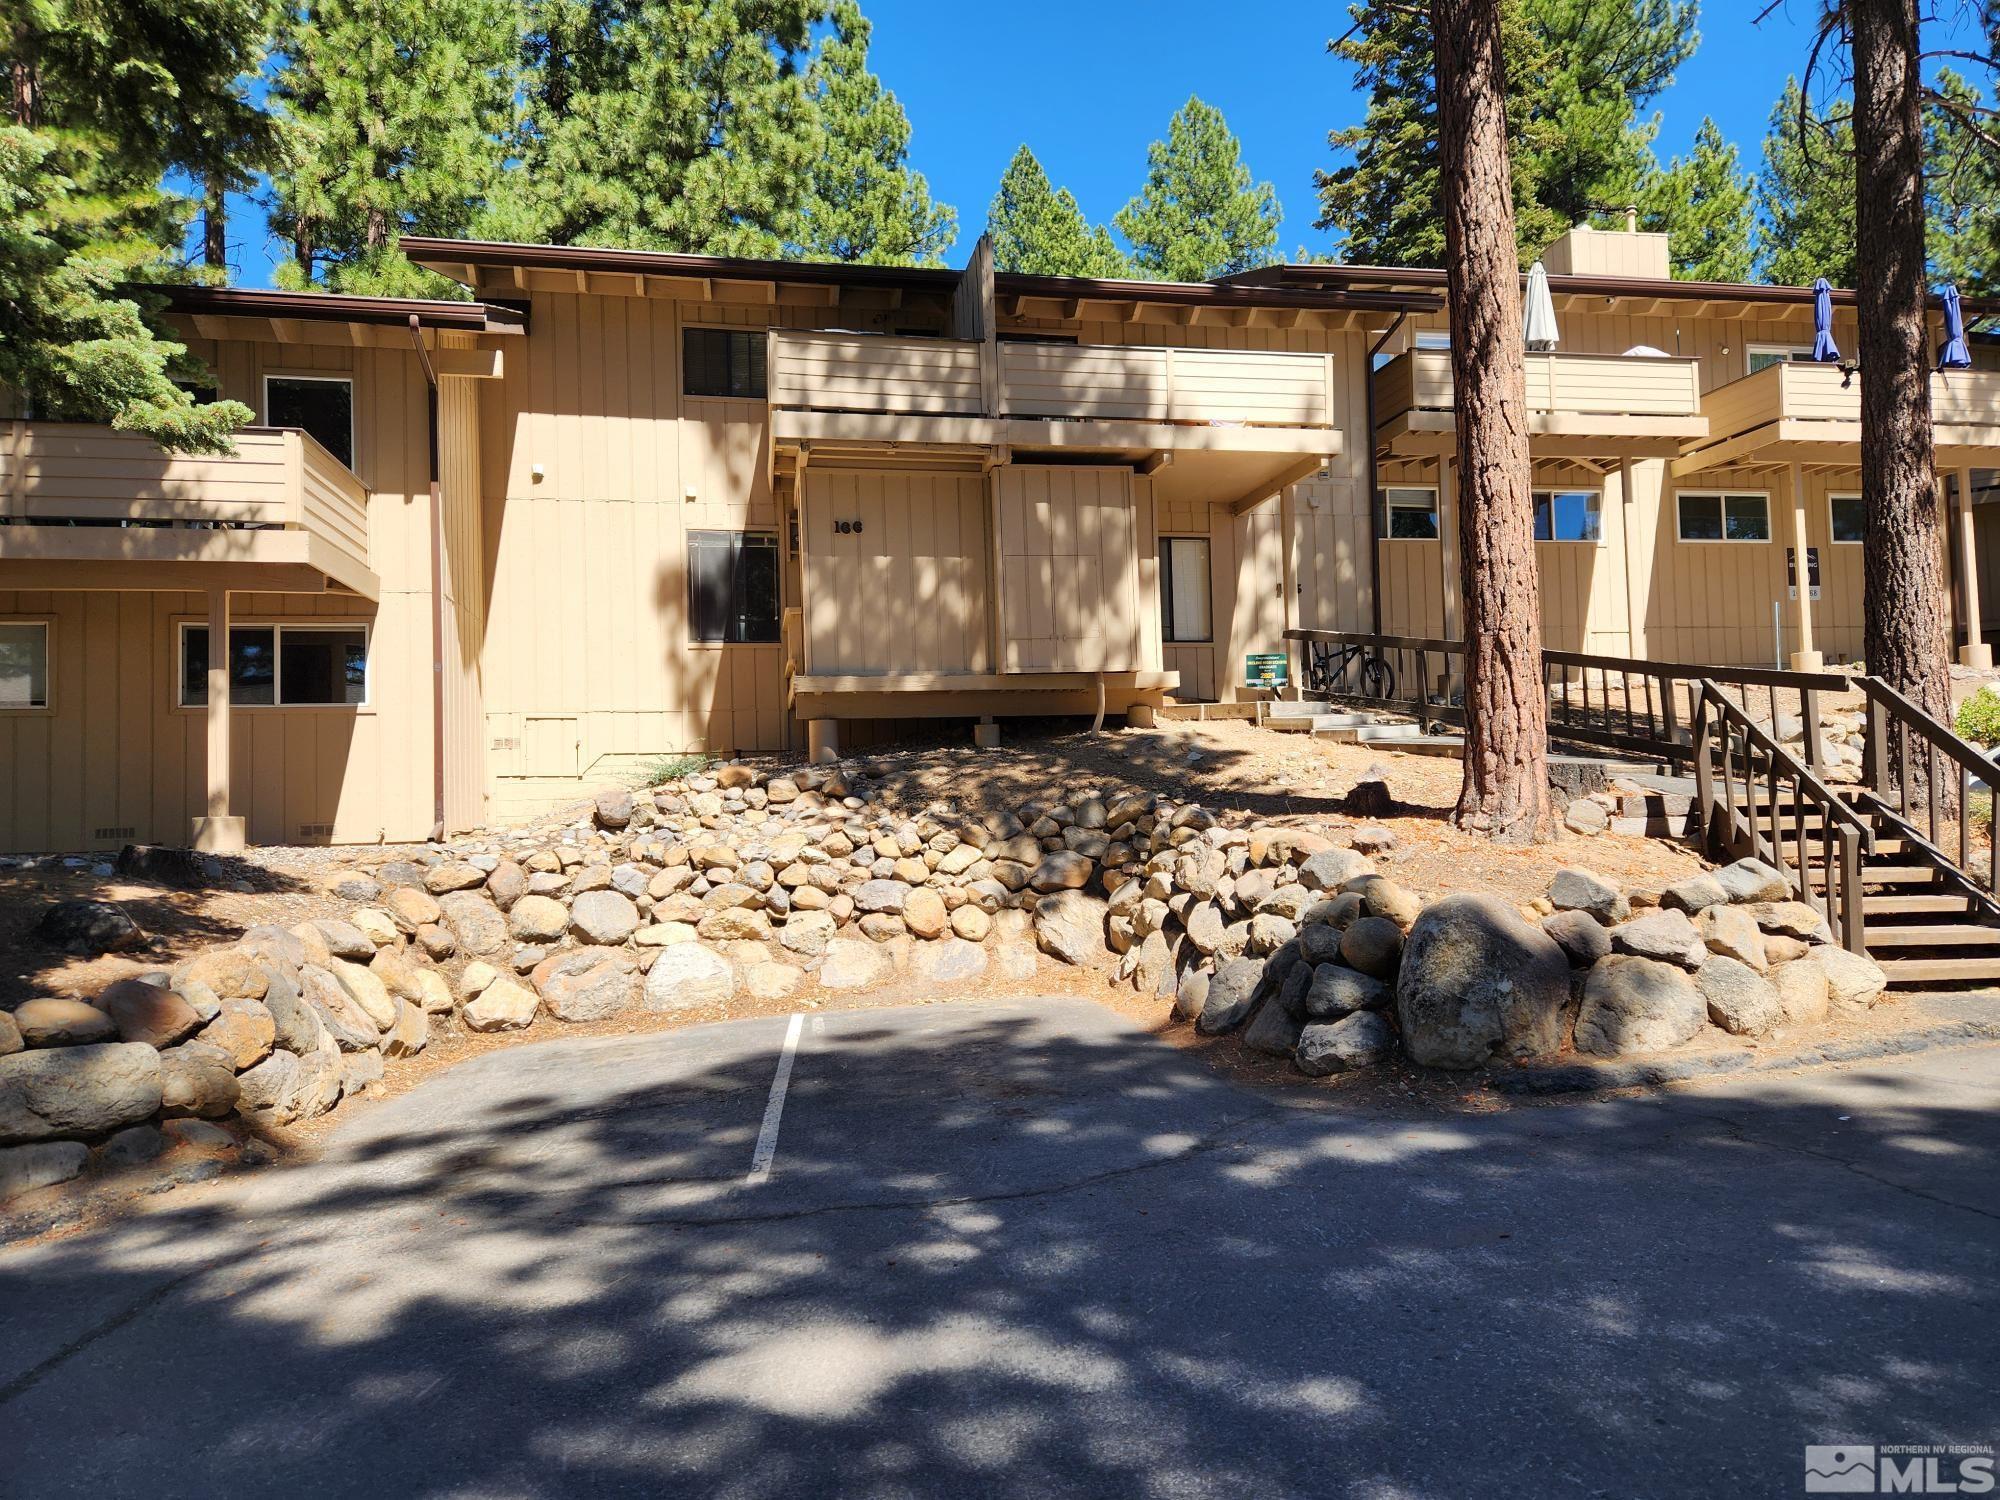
xmin=745 ymin=1013 xmax=806 ymax=1186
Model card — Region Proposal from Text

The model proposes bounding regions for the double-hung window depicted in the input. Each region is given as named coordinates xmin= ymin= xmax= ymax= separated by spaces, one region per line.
xmin=1381 ymin=487 xmax=1440 ymax=540
xmin=1677 ymin=492 xmax=1772 ymax=543
xmin=0 ymin=622 xmax=50 ymax=709
xmin=179 ymin=624 xmax=368 ymax=706
xmin=1159 ymin=537 xmax=1212 ymax=643
xmin=687 ymin=531 xmax=781 ymax=643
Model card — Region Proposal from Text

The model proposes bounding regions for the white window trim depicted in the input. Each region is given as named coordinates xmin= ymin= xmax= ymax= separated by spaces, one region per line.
xmin=681 ymin=323 xmax=770 ymax=404
xmin=1746 ymin=343 xmax=1812 ymax=377
xmin=1676 ymin=490 xmax=1774 ymax=544
xmin=1532 ymin=486 xmax=1606 ymax=545
xmin=0 ymin=617 xmax=53 ymax=714
xmin=1381 ymin=485 xmax=1442 ymax=542
xmin=175 ymin=620 xmax=372 ymax=710
xmin=1159 ymin=535 xmax=1214 ymax=645
xmin=262 ymin=373 xmax=356 ymax=469
xmin=1828 ymin=490 xmax=1865 ymax=546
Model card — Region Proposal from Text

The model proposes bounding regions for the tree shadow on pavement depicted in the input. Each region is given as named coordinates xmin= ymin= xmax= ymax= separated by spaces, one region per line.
xmin=2 ymin=1001 xmax=1995 ymax=1499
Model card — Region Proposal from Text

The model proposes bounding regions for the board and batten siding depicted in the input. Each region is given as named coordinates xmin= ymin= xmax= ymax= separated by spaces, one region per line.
xmin=803 ymin=468 xmax=989 ymax=674
xmin=438 ymin=365 xmax=487 ymax=833
xmin=996 ymin=465 xmax=1148 ymax=673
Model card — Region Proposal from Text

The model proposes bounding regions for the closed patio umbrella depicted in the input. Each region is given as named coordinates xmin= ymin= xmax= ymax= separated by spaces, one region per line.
xmin=1940 ymin=283 xmax=1973 ymax=369
xmin=1524 ymin=260 xmax=1559 ymax=351
xmin=1812 ymin=277 xmax=1841 ymax=362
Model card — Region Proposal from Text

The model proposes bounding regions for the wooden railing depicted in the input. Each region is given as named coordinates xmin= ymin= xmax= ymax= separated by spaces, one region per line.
xmin=1282 ymin=628 xmax=1850 ymax=765
xmin=1857 ymin=674 xmax=2000 ymax=919
xmin=1692 ymin=682 xmax=1873 ymax=951
xmin=0 ymin=421 xmax=370 ymax=573
xmin=1699 ymin=360 xmax=2000 ymax=441
xmin=1374 ymin=348 xmax=1702 ymax=423
xmin=767 ymin=330 xmax=986 ymax=416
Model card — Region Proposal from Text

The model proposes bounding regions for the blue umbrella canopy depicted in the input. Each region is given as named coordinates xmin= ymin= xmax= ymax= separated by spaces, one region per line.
xmin=1812 ymin=278 xmax=1841 ymax=362
xmin=1940 ymin=283 xmax=1973 ymax=370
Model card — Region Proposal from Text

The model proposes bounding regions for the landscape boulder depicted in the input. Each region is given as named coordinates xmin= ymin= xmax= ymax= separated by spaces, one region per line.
xmin=0 ymin=1043 xmax=162 ymax=1143
xmin=1696 ymin=956 xmax=1783 ymax=1038
xmin=533 ymin=947 xmax=639 ymax=1023
xmin=35 ymin=900 xmax=144 ymax=955
xmin=1611 ymin=909 xmax=1707 ymax=969
xmin=13 ymin=998 xmax=118 ymax=1048
xmin=1574 ymin=956 xmax=1706 ymax=1057
xmin=1295 ymin=1012 xmax=1395 ymax=1076
xmin=641 ymin=944 xmax=734 ymax=1011
xmin=1395 ymin=894 xmax=1572 ymax=1069
xmin=1548 ymin=869 xmax=1629 ymax=925
xmin=1034 ymin=890 xmax=1109 ymax=967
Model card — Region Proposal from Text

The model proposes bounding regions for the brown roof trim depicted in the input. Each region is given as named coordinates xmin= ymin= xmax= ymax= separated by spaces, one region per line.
xmin=402 ymin=236 xmax=962 ymax=294
xmin=401 ymin=236 xmax=1441 ymax=312
xmin=1225 ymin=263 xmax=2000 ymax=316
xmin=157 ymin=284 xmax=526 ymax=332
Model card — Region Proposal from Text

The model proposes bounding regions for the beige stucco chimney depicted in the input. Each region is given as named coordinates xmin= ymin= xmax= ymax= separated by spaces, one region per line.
xmin=1540 ymin=222 xmax=1670 ymax=279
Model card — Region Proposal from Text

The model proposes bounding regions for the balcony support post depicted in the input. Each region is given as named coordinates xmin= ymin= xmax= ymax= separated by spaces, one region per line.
xmin=1787 ymin=461 xmax=1822 ymax=671
xmin=1438 ymin=455 xmax=1461 ymax=640
xmin=192 ymin=584 xmax=245 ymax=854
xmin=1956 ymin=464 xmax=1991 ymax=668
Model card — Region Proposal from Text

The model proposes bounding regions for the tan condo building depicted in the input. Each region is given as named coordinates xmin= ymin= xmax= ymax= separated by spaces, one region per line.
xmin=2 ymin=225 xmax=1997 ymax=853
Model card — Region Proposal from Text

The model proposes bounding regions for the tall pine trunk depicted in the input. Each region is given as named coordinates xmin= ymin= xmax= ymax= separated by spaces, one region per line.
xmin=1433 ymin=0 xmax=1551 ymax=842
xmin=1852 ymin=0 xmax=1951 ymax=746
xmin=203 ymin=178 xmax=228 ymax=270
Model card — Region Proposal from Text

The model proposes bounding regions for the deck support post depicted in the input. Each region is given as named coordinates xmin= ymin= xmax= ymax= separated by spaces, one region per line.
xmin=192 ymin=584 xmax=245 ymax=854
xmin=807 ymin=718 xmax=840 ymax=765
xmin=973 ymin=717 xmax=1001 ymax=749
xmin=1957 ymin=465 xmax=1991 ymax=668
xmin=1787 ymin=462 xmax=1822 ymax=671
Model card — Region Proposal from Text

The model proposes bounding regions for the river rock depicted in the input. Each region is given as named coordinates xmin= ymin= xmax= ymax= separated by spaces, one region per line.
xmin=1547 ymin=868 xmax=1629 ymax=924
xmin=1395 ymin=894 xmax=1572 ymax=1069
xmin=98 ymin=980 xmax=203 ymax=1049
xmin=1696 ymin=956 xmax=1783 ymax=1037
xmin=1034 ymin=890 xmax=1109 ymax=966
xmin=438 ymin=892 xmax=510 ymax=958
xmin=1575 ymin=956 xmax=1706 ymax=1056
xmin=820 ymin=938 xmax=889 ymax=991
xmin=36 ymin=900 xmax=143 ymax=955
xmin=508 ymin=894 xmax=569 ymax=943
xmin=1810 ymin=946 xmax=1888 ymax=1010
xmin=1611 ymin=909 xmax=1707 ymax=969
xmin=1197 ymin=957 xmax=1267 ymax=1036
xmin=157 ymin=1040 xmax=241 ymax=1118
xmin=201 ymin=998 xmax=275 ymax=1071
xmin=1295 ymin=1012 xmax=1394 ymax=1076
xmin=1338 ymin=916 xmax=1403 ymax=980
xmin=14 ymin=998 xmax=118 ymax=1048
xmin=0 ymin=1043 xmax=162 ymax=1143
xmin=642 ymin=944 xmax=735 ymax=1010
xmin=1542 ymin=909 xmax=1612 ymax=968
xmin=1769 ymin=959 xmax=1831 ymax=1027
xmin=1303 ymin=963 xmax=1389 ymax=1018
xmin=534 ymin=947 xmax=639 ymax=1022
xmin=1298 ymin=848 xmax=1374 ymax=892
xmin=0 ymin=1140 xmax=90 ymax=1200
xmin=463 ymin=976 xmax=539 ymax=1032
xmin=1715 ymin=858 xmax=1789 ymax=905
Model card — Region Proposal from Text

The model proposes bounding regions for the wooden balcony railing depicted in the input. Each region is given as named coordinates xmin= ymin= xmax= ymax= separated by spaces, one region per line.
xmin=0 ymin=421 xmax=370 ymax=577
xmin=1374 ymin=347 xmax=1703 ymax=425
xmin=1699 ymin=360 xmax=2000 ymax=443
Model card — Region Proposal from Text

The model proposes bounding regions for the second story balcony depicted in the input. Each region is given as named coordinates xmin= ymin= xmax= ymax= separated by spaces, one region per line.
xmin=765 ymin=329 xmax=1343 ymax=462
xmin=1675 ymin=359 xmax=2000 ymax=475
xmin=0 ymin=422 xmax=377 ymax=599
xmin=1373 ymin=347 xmax=1708 ymax=460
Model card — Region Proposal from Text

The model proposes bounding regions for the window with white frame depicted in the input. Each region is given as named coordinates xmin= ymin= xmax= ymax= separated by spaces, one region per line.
xmin=1829 ymin=493 xmax=1865 ymax=544
xmin=265 ymin=376 xmax=355 ymax=468
xmin=1747 ymin=344 xmax=1813 ymax=375
xmin=1413 ymin=331 xmax=1452 ymax=350
xmin=1677 ymin=491 xmax=1772 ymax=543
xmin=1159 ymin=537 xmax=1212 ymax=643
xmin=1381 ymin=486 xmax=1440 ymax=540
xmin=0 ymin=622 xmax=49 ymax=709
xmin=1533 ymin=488 xmax=1602 ymax=542
xmin=179 ymin=623 xmax=368 ymax=707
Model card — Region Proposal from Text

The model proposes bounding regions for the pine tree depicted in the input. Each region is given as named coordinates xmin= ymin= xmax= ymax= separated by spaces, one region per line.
xmin=1923 ymin=69 xmax=2000 ymax=292
xmin=266 ymin=0 xmax=516 ymax=296
xmin=1318 ymin=0 xmax=1695 ymax=267
xmin=1640 ymin=118 xmax=1755 ymax=281
xmin=984 ymin=147 xmax=1129 ymax=277
xmin=481 ymin=0 xmax=824 ymax=255
xmin=1 ymin=1 xmax=258 ymax=451
xmin=1114 ymin=97 xmax=1281 ymax=281
xmin=1754 ymin=80 xmax=1857 ymax=286
xmin=791 ymin=3 xmax=955 ymax=265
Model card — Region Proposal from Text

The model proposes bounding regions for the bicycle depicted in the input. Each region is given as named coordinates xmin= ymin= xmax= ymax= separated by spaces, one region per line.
xmin=1306 ymin=639 xmax=1398 ymax=703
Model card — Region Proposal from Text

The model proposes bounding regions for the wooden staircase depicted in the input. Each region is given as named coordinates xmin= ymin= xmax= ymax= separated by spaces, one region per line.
xmin=1697 ymin=678 xmax=2000 ymax=990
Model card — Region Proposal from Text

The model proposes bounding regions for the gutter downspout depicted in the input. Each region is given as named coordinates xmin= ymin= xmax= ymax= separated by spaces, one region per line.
xmin=409 ymin=315 xmax=447 ymax=842
xmin=1364 ymin=311 xmax=1409 ymax=635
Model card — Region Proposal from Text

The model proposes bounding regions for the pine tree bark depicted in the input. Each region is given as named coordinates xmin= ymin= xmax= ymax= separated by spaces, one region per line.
xmin=1433 ymin=0 xmax=1551 ymax=842
xmin=203 ymin=178 xmax=227 ymax=270
xmin=1851 ymin=0 xmax=1951 ymax=751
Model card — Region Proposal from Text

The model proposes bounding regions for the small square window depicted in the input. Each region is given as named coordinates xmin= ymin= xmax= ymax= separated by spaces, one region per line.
xmin=1830 ymin=494 xmax=1865 ymax=544
xmin=266 ymin=377 xmax=354 ymax=468
xmin=0 ymin=622 xmax=49 ymax=709
xmin=687 ymin=532 xmax=780 ymax=643
xmin=1382 ymin=487 xmax=1439 ymax=540
xmin=1534 ymin=489 xmax=1602 ymax=542
xmin=683 ymin=329 xmax=767 ymax=399
xmin=1159 ymin=537 xmax=1212 ymax=643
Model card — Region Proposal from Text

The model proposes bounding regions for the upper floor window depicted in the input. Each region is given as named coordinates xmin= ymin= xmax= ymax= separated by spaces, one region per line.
xmin=1413 ymin=331 xmax=1452 ymax=350
xmin=265 ymin=376 xmax=354 ymax=468
xmin=1830 ymin=493 xmax=1865 ymax=545
xmin=1747 ymin=344 xmax=1813 ymax=376
xmin=1533 ymin=488 xmax=1602 ymax=542
xmin=1159 ymin=537 xmax=1212 ymax=643
xmin=687 ymin=531 xmax=780 ymax=643
xmin=0 ymin=622 xmax=49 ymax=709
xmin=1678 ymin=491 xmax=1771 ymax=543
xmin=684 ymin=328 xmax=767 ymax=399
xmin=1381 ymin=486 xmax=1440 ymax=540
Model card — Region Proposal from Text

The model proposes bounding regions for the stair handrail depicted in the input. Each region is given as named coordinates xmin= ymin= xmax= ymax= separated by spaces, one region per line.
xmin=1692 ymin=680 xmax=1874 ymax=952
xmin=1852 ymin=674 xmax=2000 ymax=919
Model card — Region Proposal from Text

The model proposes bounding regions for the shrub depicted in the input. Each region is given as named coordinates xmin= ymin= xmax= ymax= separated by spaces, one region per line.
xmin=1954 ymin=687 xmax=2000 ymax=744
xmin=636 ymin=752 xmax=712 ymax=787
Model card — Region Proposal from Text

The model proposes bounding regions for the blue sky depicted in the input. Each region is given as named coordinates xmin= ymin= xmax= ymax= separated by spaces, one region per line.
xmin=220 ymin=0 xmax=1980 ymax=286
